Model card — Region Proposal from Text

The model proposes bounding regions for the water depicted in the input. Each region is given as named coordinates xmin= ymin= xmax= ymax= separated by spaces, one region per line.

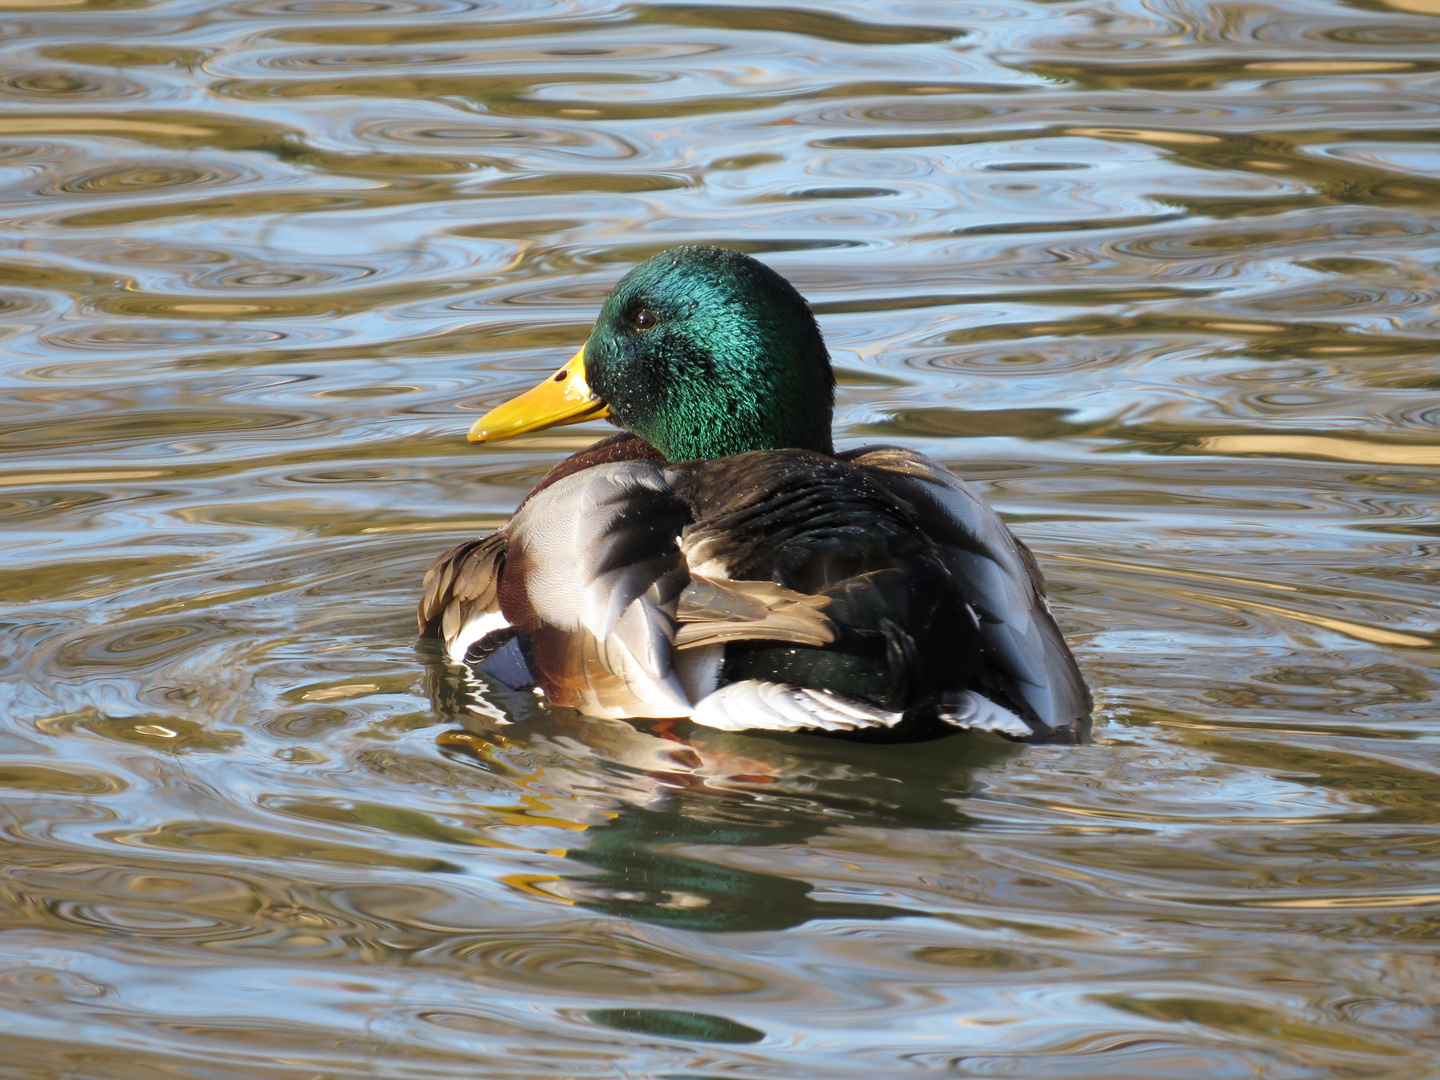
xmin=2 ymin=0 xmax=1439 ymax=1074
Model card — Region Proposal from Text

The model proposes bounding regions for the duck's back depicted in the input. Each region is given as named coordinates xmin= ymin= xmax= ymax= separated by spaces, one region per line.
xmin=419 ymin=434 xmax=1089 ymax=741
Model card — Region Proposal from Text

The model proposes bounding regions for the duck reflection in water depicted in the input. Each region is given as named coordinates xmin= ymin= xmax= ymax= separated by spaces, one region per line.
xmin=426 ymin=657 xmax=1028 ymax=934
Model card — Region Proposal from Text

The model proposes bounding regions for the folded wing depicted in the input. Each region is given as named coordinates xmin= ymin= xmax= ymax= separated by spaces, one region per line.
xmin=843 ymin=446 xmax=1091 ymax=734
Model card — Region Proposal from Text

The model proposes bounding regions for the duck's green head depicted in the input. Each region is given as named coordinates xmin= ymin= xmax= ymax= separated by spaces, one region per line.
xmin=468 ymin=245 xmax=835 ymax=461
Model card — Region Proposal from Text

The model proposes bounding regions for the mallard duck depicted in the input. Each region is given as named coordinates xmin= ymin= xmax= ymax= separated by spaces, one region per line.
xmin=419 ymin=246 xmax=1090 ymax=741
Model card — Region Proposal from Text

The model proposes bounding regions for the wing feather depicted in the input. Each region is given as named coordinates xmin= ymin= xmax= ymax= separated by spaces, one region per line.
xmin=418 ymin=531 xmax=510 ymax=663
xmin=674 ymin=576 xmax=835 ymax=649
xmin=691 ymin=680 xmax=904 ymax=733
xmin=844 ymin=446 xmax=1091 ymax=732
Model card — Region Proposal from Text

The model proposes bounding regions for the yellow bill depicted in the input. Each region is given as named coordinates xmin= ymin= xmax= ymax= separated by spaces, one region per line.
xmin=467 ymin=345 xmax=610 ymax=443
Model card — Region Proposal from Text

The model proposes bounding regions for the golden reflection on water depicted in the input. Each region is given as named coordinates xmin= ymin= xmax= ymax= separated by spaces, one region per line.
xmin=1200 ymin=433 xmax=1440 ymax=466
xmin=2 ymin=0 xmax=1440 ymax=1075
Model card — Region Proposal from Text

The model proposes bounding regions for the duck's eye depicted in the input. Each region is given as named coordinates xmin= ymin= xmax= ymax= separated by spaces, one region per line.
xmin=632 ymin=308 xmax=658 ymax=331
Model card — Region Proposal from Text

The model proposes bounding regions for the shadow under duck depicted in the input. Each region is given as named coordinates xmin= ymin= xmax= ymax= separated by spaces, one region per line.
xmin=419 ymin=245 xmax=1090 ymax=742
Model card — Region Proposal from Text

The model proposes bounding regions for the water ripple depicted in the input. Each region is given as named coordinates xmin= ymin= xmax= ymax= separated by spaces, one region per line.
xmin=2 ymin=0 xmax=1440 ymax=1074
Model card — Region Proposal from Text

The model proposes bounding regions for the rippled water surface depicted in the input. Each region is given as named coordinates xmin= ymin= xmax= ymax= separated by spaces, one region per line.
xmin=3 ymin=0 xmax=1440 ymax=1074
